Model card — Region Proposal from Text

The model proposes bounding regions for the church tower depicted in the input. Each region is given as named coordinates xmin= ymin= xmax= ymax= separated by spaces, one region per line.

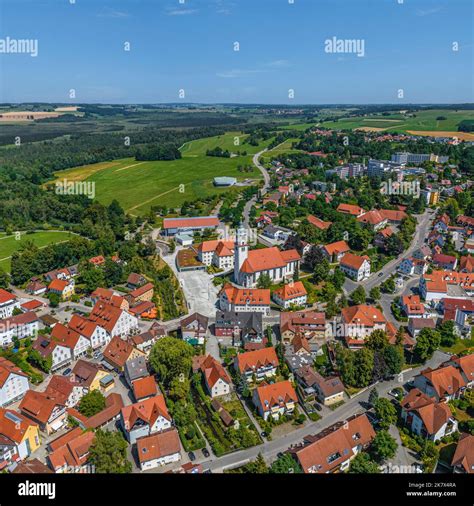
xmin=234 ymin=225 xmax=248 ymax=285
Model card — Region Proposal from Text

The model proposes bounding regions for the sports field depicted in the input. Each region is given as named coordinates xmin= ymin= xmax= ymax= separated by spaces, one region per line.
xmin=0 ymin=231 xmax=74 ymax=271
xmin=51 ymin=132 xmax=273 ymax=215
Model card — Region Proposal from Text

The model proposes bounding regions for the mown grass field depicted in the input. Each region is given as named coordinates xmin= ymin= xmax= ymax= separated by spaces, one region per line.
xmin=0 ymin=231 xmax=74 ymax=271
xmin=51 ymin=132 xmax=273 ymax=215
xmin=321 ymin=109 xmax=474 ymax=137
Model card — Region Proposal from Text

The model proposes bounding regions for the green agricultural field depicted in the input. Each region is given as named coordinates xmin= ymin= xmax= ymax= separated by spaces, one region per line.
xmin=321 ymin=109 xmax=474 ymax=134
xmin=51 ymin=132 xmax=274 ymax=215
xmin=0 ymin=231 xmax=75 ymax=271
xmin=260 ymin=138 xmax=302 ymax=163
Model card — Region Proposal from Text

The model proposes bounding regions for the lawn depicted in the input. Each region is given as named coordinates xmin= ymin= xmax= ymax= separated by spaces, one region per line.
xmin=49 ymin=132 xmax=275 ymax=215
xmin=0 ymin=231 xmax=75 ymax=271
xmin=441 ymin=337 xmax=474 ymax=355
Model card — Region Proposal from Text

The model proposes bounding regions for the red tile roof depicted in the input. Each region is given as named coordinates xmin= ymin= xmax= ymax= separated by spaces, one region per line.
xmin=199 ymin=355 xmax=231 ymax=389
xmin=293 ymin=413 xmax=375 ymax=473
xmin=132 ymin=376 xmax=158 ymax=401
xmin=0 ymin=357 xmax=28 ymax=387
xmin=0 ymin=289 xmax=16 ymax=304
xmin=121 ymin=395 xmax=171 ymax=431
xmin=379 ymin=209 xmax=408 ymax=222
xmin=235 ymin=347 xmax=279 ymax=374
xmin=273 ymin=281 xmax=307 ymax=301
xmin=451 ymin=433 xmax=474 ymax=474
xmin=340 ymin=253 xmax=370 ymax=270
xmin=357 ymin=210 xmax=386 ymax=226
xmin=102 ymin=336 xmax=135 ymax=369
xmin=48 ymin=430 xmax=95 ymax=471
xmin=337 ymin=203 xmax=364 ymax=216
xmin=0 ymin=407 xmax=38 ymax=444
xmin=420 ymin=365 xmax=466 ymax=399
xmin=137 ymin=429 xmax=181 ymax=465
xmin=307 ymin=215 xmax=332 ymax=230
xmin=341 ymin=304 xmax=386 ymax=327
xmin=240 ymin=247 xmax=300 ymax=274
xmin=19 ymin=390 xmax=65 ymax=425
xmin=163 ymin=216 xmax=219 ymax=230
xmin=89 ymin=301 xmax=124 ymax=334
xmin=254 ymin=380 xmax=297 ymax=413
xmin=220 ymin=284 xmax=270 ymax=306
xmin=323 ymin=241 xmax=350 ymax=257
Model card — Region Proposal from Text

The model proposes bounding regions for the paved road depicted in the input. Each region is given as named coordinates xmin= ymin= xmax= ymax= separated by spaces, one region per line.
xmin=241 ymin=148 xmax=271 ymax=228
xmin=343 ymin=209 xmax=433 ymax=297
xmin=196 ymin=350 xmax=450 ymax=472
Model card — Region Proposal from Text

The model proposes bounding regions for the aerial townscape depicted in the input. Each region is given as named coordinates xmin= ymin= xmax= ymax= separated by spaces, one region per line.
xmin=0 ymin=1 xmax=473 ymax=505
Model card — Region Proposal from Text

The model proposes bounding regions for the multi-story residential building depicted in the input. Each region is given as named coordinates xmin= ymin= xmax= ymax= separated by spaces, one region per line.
xmin=234 ymin=347 xmax=279 ymax=383
xmin=0 ymin=358 xmax=30 ymax=407
xmin=398 ymin=257 xmax=429 ymax=276
xmin=408 ymin=317 xmax=436 ymax=338
xmin=136 ymin=429 xmax=181 ymax=472
xmin=44 ymin=375 xmax=85 ymax=409
xmin=340 ymin=304 xmax=387 ymax=348
xmin=102 ymin=336 xmax=145 ymax=372
xmin=339 ymin=253 xmax=371 ymax=282
xmin=214 ymin=311 xmax=263 ymax=348
xmin=451 ymin=434 xmax=474 ymax=474
xmin=196 ymin=240 xmax=235 ymax=270
xmin=48 ymin=279 xmax=75 ymax=300
xmin=0 ymin=311 xmax=39 ymax=347
xmin=120 ymin=394 xmax=172 ymax=444
xmin=272 ymin=281 xmax=308 ymax=309
xmin=336 ymin=204 xmax=365 ymax=217
xmin=48 ymin=428 xmax=95 ymax=473
xmin=19 ymin=390 xmax=67 ymax=435
xmin=72 ymin=359 xmax=113 ymax=393
xmin=252 ymin=380 xmax=297 ymax=421
xmin=401 ymin=295 xmax=426 ymax=319
xmin=280 ymin=310 xmax=328 ymax=348
xmin=290 ymin=413 xmax=375 ymax=473
xmin=357 ymin=210 xmax=388 ymax=231
xmin=0 ymin=290 xmax=20 ymax=319
xmin=218 ymin=284 xmax=271 ymax=315
xmin=88 ymin=301 xmax=138 ymax=340
xmin=68 ymin=314 xmax=110 ymax=350
xmin=0 ymin=408 xmax=41 ymax=468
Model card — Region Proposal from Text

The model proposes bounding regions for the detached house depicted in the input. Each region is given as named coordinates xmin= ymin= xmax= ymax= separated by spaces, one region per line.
xmin=336 ymin=203 xmax=364 ymax=217
xmin=0 ymin=358 xmax=30 ymax=407
xmin=322 ymin=241 xmax=350 ymax=263
xmin=460 ymin=255 xmax=474 ymax=273
xmin=357 ymin=210 xmax=387 ymax=231
xmin=339 ymin=253 xmax=371 ymax=282
xmin=432 ymin=253 xmax=458 ymax=271
xmin=234 ymin=347 xmax=279 ymax=383
xmin=280 ymin=310 xmax=328 ymax=350
xmin=413 ymin=365 xmax=467 ymax=402
xmin=451 ymin=434 xmax=474 ymax=474
xmin=398 ymin=257 xmax=428 ymax=276
xmin=401 ymin=389 xmax=458 ymax=441
xmin=180 ymin=313 xmax=208 ymax=345
xmin=272 ymin=281 xmax=308 ymax=309
xmin=45 ymin=375 xmax=84 ymax=409
xmin=340 ymin=304 xmax=387 ymax=348
xmin=48 ymin=279 xmax=75 ymax=300
xmin=72 ymin=359 xmax=113 ymax=393
xmin=120 ymin=394 xmax=172 ymax=444
xmin=252 ymin=380 xmax=298 ymax=421
xmin=195 ymin=355 xmax=232 ymax=398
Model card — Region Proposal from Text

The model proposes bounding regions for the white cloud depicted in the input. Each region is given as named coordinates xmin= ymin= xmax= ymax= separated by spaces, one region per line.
xmin=266 ymin=59 xmax=291 ymax=68
xmin=416 ymin=7 xmax=442 ymax=17
xmin=216 ymin=68 xmax=267 ymax=78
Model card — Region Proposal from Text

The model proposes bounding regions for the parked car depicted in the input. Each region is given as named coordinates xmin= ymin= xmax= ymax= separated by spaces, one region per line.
xmin=202 ymin=448 xmax=210 ymax=458
xmin=378 ymin=272 xmax=384 ymax=277
xmin=62 ymin=368 xmax=72 ymax=376
xmin=188 ymin=452 xmax=196 ymax=462
xmin=314 ymin=403 xmax=322 ymax=412
xmin=261 ymin=431 xmax=267 ymax=437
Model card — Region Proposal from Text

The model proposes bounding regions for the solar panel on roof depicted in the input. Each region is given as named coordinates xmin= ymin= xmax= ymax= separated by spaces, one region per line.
xmin=40 ymin=340 xmax=49 ymax=348
xmin=5 ymin=412 xmax=21 ymax=424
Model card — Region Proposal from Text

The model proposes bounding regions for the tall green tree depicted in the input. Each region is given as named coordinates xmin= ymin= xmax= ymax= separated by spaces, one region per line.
xmin=371 ymin=430 xmax=398 ymax=462
xmin=89 ymin=430 xmax=131 ymax=474
xmin=149 ymin=337 xmax=194 ymax=387
xmin=374 ymin=398 xmax=397 ymax=430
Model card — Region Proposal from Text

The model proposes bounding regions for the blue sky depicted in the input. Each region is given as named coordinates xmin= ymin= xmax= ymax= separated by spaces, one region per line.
xmin=0 ymin=0 xmax=472 ymax=104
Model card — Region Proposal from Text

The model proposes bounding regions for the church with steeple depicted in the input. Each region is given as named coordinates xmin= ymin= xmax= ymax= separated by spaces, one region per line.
xmin=233 ymin=226 xmax=301 ymax=288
